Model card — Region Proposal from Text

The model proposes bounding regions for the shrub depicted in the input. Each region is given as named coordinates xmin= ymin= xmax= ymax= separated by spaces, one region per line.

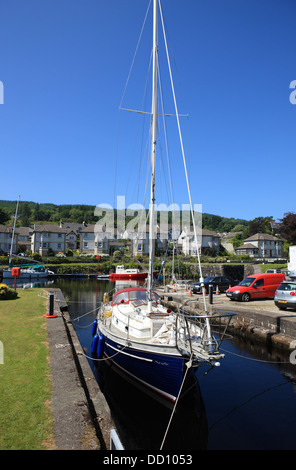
xmin=0 ymin=256 xmax=9 ymax=265
xmin=0 ymin=283 xmax=18 ymax=300
xmin=32 ymin=253 xmax=42 ymax=261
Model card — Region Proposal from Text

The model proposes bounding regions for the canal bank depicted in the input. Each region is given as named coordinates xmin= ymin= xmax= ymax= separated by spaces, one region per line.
xmin=45 ymin=288 xmax=118 ymax=450
xmin=158 ymin=288 xmax=296 ymax=353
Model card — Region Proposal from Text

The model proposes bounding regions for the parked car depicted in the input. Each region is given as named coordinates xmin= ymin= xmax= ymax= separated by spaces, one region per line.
xmin=274 ymin=280 xmax=296 ymax=310
xmin=190 ymin=276 xmax=238 ymax=294
xmin=226 ymin=273 xmax=285 ymax=302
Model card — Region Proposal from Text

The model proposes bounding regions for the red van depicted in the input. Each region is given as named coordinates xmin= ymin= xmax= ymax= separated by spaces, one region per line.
xmin=226 ymin=273 xmax=285 ymax=302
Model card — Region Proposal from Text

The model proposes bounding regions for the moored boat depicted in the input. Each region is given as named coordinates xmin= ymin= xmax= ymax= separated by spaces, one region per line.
xmin=91 ymin=0 xmax=234 ymax=403
xmin=3 ymin=264 xmax=50 ymax=279
xmin=109 ymin=265 xmax=158 ymax=280
xmin=92 ymin=286 xmax=232 ymax=402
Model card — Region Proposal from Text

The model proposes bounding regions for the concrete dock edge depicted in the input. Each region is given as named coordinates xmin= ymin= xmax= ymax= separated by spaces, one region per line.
xmin=46 ymin=288 xmax=117 ymax=450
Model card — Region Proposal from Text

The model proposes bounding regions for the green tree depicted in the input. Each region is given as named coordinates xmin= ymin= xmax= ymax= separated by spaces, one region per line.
xmin=20 ymin=202 xmax=31 ymax=226
xmin=248 ymin=216 xmax=273 ymax=236
xmin=0 ymin=207 xmax=10 ymax=224
xmin=278 ymin=212 xmax=296 ymax=244
xmin=33 ymin=203 xmax=40 ymax=220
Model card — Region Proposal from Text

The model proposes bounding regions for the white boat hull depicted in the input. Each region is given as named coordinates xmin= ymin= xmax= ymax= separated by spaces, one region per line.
xmin=3 ymin=270 xmax=48 ymax=279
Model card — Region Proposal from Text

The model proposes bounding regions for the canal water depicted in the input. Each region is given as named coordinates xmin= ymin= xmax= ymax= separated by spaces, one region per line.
xmin=22 ymin=278 xmax=296 ymax=450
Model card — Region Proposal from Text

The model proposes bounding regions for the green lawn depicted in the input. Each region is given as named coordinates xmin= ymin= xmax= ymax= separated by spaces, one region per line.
xmin=0 ymin=288 xmax=54 ymax=450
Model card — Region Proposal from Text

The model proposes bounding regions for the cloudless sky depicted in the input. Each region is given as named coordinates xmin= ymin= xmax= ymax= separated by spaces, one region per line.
xmin=0 ymin=0 xmax=295 ymax=222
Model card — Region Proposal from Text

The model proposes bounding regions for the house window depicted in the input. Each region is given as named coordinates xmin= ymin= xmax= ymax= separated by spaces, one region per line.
xmin=43 ymin=242 xmax=47 ymax=248
xmin=43 ymin=233 xmax=48 ymax=237
xmin=58 ymin=233 xmax=62 ymax=238
xmin=57 ymin=243 xmax=62 ymax=249
xmin=137 ymin=244 xmax=142 ymax=251
xmin=84 ymin=242 xmax=88 ymax=248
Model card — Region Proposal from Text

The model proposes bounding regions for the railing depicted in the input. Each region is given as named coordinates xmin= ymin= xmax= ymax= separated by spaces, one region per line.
xmin=175 ymin=309 xmax=235 ymax=359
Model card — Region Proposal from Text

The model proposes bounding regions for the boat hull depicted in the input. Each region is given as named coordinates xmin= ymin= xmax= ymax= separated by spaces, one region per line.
xmin=93 ymin=327 xmax=187 ymax=402
xmin=3 ymin=270 xmax=48 ymax=279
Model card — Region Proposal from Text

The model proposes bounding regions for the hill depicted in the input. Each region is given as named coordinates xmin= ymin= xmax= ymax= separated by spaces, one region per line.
xmin=0 ymin=199 xmax=249 ymax=233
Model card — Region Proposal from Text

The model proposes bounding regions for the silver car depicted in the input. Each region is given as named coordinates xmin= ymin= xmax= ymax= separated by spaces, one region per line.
xmin=274 ymin=281 xmax=296 ymax=311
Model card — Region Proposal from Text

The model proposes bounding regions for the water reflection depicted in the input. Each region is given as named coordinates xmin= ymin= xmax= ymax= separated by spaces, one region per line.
xmin=93 ymin=360 xmax=208 ymax=450
xmin=3 ymin=278 xmax=54 ymax=289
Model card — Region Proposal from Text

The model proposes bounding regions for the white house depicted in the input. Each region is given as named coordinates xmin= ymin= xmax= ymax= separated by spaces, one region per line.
xmin=31 ymin=224 xmax=67 ymax=255
xmin=15 ymin=227 xmax=33 ymax=252
xmin=235 ymin=233 xmax=282 ymax=258
xmin=127 ymin=226 xmax=151 ymax=257
xmin=123 ymin=224 xmax=172 ymax=257
xmin=66 ymin=229 xmax=78 ymax=251
xmin=80 ymin=224 xmax=120 ymax=254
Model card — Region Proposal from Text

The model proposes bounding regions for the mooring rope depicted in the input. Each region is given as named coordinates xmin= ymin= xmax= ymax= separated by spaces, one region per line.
xmin=160 ymin=354 xmax=193 ymax=450
xmin=220 ymin=347 xmax=292 ymax=364
xmin=78 ymin=344 xmax=129 ymax=362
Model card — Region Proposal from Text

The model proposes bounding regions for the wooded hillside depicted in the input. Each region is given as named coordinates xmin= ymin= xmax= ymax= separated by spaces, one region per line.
xmin=0 ymin=199 xmax=249 ymax=232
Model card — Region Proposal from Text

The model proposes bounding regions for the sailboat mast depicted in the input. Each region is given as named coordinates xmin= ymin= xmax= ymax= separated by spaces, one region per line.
xmin=9 ymin=195 xmax=20 ymax=268
xmin=147 ymin=0 xmax=158 ymax=307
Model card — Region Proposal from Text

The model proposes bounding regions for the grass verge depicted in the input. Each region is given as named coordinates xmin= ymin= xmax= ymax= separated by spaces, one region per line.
xmin=0 ymin=288 xmax=54 ymax=450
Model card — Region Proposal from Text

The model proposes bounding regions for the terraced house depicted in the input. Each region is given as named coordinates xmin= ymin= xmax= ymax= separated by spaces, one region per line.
xmin=0 ymin=224 xmax=17 ymax=254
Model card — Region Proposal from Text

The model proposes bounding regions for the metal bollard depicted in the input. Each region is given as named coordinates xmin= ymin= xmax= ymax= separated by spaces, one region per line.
xmin=44 ymin=292 xmax=57 ymax=318
xmin=208 ymin=284 xmax=213 ymax=304
xmin=49 ymin=292 xmax=54 ymax=315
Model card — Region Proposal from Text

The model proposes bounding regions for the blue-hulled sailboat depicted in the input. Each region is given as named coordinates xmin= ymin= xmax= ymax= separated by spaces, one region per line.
xmin=91 ymin=0 xmax=233 ymax=403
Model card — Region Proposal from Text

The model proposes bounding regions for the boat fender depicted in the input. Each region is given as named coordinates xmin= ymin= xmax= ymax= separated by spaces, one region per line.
xmin=91 ymin=334 xmax=99 ymax=355
xmin=103 ymin=292 xmax=109 ymax=304
xmin=97 ymin=334 xmax=105 ymax=359
xmin=91 ymin=319 xmax=97 ymax=337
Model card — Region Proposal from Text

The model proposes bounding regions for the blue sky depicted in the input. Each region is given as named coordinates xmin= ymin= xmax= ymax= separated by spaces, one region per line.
xmin=0 ymin=0 xmax=295 ymax=222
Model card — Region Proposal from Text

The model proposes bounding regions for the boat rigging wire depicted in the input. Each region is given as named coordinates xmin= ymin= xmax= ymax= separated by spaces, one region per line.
xmin=119 ymin=0 xmax=152 ymax=111
xmin=114 ymin=0 xmax=151 ymax=208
